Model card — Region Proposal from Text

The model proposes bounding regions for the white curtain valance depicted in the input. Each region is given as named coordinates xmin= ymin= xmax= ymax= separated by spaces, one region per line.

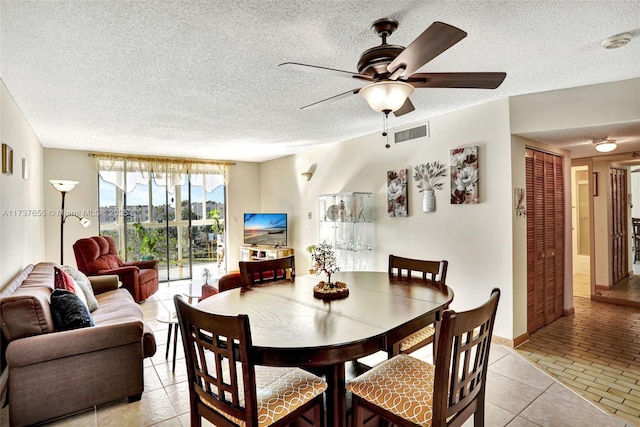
xmin=91 ymin=153 xmax=233 ymax=194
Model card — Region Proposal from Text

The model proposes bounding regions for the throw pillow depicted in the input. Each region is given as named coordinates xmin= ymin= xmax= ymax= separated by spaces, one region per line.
xmin=54 ymin=266 xmax=77 ymax=294
xmin=60 ymin=265 xmax=99 ymax=312
xmin=50 ymin=289 xmax=95 ymax=331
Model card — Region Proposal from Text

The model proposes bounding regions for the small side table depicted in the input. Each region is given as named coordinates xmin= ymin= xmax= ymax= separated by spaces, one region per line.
xmin=157 ymin=307 xmax=179 ymax=373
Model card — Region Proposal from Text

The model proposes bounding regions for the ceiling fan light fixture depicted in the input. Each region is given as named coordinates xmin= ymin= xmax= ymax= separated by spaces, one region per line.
xmin=360 ymin=81 xmax=414 ymax=113
xmin=594 ymin=139 xmax=617 ymax=153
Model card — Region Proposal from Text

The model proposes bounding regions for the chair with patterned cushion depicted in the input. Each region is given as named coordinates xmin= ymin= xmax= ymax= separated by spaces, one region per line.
xmin=387 ymin=254 xmax=448 ymax=357
xmin=173 ymin=295 xmax=326 ymax=427
xmin=239 ymin=255 xmax=295 ymax=286
xmin=347 ymin=288 xmax=500 ymax=427
xmin=73 ymin=235 xmax=159 ymax=303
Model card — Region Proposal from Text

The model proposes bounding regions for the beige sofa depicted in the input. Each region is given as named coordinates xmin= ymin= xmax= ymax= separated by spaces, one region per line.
xmin=0 ymin=262 xmax=156 ymax=426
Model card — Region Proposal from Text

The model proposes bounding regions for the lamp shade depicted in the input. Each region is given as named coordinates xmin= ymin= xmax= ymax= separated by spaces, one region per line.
xmin=359 ymin=81 xmax=414 ymax=113
xmin=49 ymin=180 xmax=79 ymax=192
xmin=595 ymin=141 xmax=617 ymax=153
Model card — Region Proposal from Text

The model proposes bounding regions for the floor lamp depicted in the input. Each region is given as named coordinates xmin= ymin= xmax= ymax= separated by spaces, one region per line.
xmin=49 ymin=180 xmax=92 ymax=264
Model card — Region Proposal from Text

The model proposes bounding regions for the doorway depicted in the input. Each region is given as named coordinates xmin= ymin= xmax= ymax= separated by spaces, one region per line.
xmin=571 ymin=166 xmax=591 ymax=298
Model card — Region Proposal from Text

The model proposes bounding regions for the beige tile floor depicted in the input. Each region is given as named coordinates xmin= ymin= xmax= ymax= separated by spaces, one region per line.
xmin=0 ymin=281 xmax=633 ymax=427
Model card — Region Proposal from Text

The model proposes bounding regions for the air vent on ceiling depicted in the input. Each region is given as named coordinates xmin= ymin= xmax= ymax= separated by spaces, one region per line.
xmin=394 ymin=123 xmax=429 ymax=144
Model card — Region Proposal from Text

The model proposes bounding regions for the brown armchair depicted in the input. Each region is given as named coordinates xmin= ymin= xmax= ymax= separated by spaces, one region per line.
xmin=73 ymin=235 xmax=159 ymax=303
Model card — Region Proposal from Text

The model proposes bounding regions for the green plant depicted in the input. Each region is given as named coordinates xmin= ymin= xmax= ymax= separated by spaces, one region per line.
xmin=306 ymin=244 xmax=317 ymax=255
xmin=132 ymin=222 xmax=160 ymax=257
xmin=208 ymin=208 xmax=225 ymax=235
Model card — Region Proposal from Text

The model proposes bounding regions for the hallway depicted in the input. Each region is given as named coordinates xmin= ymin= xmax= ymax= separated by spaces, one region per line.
xmin=516 ymin=296 xmax=640 ymax=424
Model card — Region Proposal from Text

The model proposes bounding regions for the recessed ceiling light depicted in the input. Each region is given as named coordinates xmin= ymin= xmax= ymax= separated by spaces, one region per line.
xmin=602 ymin=32 xmax=632 ymax=49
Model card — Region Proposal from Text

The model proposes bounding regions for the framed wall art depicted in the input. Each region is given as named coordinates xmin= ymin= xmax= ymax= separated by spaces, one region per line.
xmin=2 ymin=143 xmax=13 ymax=175
xmin=387 ymin=169 xmax=408 ymax=217
xmin=450 ymin=146 xmax=479 ymax=204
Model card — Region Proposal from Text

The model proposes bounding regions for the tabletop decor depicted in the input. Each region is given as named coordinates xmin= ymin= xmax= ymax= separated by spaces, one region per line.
xmin=414 ymin=161 xmax=447 ymax=213
xmin=311 ymin=241 xmax=348 ymax=299
xmin=202 ymin=268 xmax=211 ymax=284
xmin=450 ymin=146 xmax=479 ymax=204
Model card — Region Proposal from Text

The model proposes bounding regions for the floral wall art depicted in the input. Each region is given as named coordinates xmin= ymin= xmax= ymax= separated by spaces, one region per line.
xmin=414 ymin=161 xmax=447 ymax=213
xmin=387 ymin=169 xmax=408 ymax=217
xmin=450 ymin=146 xmax=479 ymax=204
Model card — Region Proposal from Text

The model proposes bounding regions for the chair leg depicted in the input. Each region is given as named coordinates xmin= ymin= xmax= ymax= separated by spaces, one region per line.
xmin=351 ymin=395 xmax=364 ymax=427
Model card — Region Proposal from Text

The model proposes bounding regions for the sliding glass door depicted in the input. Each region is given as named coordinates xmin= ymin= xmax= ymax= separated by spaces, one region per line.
xmin=98 ymin=171 xmax=226 ymax=282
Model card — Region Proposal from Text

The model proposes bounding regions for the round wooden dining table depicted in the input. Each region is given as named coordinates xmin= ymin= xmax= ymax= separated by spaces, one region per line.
xmin=196 ymin=270 xmax=453 ymax=427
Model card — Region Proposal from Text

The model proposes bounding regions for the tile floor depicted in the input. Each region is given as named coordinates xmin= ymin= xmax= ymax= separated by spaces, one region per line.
xmin=516 ymin=296 xmax=640 ymax=425
xmin=0 ymin=282 xmax=634 ymax=426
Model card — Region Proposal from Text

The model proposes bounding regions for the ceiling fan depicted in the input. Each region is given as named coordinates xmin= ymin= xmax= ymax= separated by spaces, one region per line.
xmin=279 ymin=18 xmax=507 ymax=117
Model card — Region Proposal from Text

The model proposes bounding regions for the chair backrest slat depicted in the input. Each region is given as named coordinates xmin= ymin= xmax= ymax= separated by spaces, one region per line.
xmin=388 ymin=254 xmax=448 ymax=284
xmin=239 ymin=255 xmax=295 ymax=286
xmin=433 ymin=288 xmax=500 ymax=426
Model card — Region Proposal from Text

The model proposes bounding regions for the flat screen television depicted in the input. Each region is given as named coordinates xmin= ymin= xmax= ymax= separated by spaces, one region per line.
xmin=243 ymin=213 xmax=287 ymax=247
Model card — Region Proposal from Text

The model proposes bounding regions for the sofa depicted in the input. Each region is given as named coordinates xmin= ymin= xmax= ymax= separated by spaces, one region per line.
xmin=0 ymin=262 xmax=156 ymax=426
xmin=73 ymin=235 xmax=159 ymax=303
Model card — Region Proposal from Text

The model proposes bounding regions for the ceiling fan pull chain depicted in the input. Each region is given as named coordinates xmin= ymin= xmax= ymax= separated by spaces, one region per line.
xmin=383 ymin=112 xmax=390 ymax=149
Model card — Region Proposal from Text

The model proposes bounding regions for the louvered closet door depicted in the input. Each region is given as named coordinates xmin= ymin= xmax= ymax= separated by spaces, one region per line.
xmin=526 ymin=149 xmax=565 ymax=334
xmin=610 ymin=168 xmax=628 ymax=285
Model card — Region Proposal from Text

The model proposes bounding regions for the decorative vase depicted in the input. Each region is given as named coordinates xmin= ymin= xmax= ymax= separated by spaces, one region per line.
xmin=423 ymin=190 xmax=435 ymax=213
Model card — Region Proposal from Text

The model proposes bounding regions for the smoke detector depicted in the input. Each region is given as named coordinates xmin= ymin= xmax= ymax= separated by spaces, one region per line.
xmin=602 ymin=32 xmax=632 ymax=49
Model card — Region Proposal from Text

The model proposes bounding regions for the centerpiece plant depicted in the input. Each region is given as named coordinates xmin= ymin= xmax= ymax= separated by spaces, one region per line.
xmin=312 ymin=241 xmax=339 ymax=285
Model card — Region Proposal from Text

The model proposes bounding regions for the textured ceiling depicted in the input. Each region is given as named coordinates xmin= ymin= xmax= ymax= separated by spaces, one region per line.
xmin=1 ymin=1 xmax=640 ymax=162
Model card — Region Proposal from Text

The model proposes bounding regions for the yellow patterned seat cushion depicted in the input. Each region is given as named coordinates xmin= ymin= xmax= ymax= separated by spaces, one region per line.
xmin=207 ymin=365 xmax=327 ymax=427
xmin=347 ymin=354 xmax=436 ymax=427
xmin=399 ymin=325 xmax=435 ymax=352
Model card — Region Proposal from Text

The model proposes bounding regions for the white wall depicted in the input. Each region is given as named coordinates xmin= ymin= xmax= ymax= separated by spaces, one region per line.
xmin=0 ymin=79 xmax=45 ymax=287
xmin=43 ymin=149 xmax=100 ymax=266
xmin=260 ymin=99 xmax=516 ymax=341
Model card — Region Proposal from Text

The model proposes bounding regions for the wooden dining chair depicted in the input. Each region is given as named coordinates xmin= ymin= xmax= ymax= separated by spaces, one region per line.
xmin=347 ymin=288 xmax=500 ymax=427
xmin=173 ymin=295 xmax=326 ymax=427
xmin=388 ymin=254 xmax=449 ymax=357
xmin=239 ymin=255 xmax=295 ymax=286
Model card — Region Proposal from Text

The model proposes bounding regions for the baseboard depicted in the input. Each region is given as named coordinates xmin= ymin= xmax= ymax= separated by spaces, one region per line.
xmin=492 ymin=333 xmax=529 ymax=348
xmin=563 ymin=307 xmax=575 ymax=316
xmin=595 ymin=284 xmax=613 ymax=291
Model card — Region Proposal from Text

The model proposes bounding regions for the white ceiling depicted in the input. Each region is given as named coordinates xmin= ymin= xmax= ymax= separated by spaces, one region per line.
xmin=1 ymin=1 xmax=639 ymax=162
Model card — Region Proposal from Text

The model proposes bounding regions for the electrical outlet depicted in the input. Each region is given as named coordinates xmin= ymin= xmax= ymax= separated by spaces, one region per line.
xmin=308 ymin=212 xmax=312 ymax=219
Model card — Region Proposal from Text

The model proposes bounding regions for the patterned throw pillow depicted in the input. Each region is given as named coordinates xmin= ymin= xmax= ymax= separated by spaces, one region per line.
xmin=60 ymin=265 xmax=99 ymax=312
xmin=50 ymin=289 xmax=94 ymax=331
xmin=54 ymin=266 xmax=77 ymax=294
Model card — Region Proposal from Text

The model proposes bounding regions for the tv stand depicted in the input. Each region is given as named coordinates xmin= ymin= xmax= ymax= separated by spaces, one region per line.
xmin=240 ymin=244 xmax=294 ymax=261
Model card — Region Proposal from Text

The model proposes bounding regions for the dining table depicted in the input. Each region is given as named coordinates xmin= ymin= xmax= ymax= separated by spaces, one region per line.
xmin=196 ymin=270 xmax=454 ymax=427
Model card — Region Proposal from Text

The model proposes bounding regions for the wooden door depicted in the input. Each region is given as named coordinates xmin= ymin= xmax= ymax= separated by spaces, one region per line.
xmin=610 ymin=168 xmax=628 ymax=285
xmin=526 ymin=149 xmax=565 ymax=334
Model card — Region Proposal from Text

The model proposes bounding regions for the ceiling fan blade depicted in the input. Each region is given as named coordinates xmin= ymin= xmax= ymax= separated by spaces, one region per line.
xmin=407 ymin=72 xmax=507 ymax=89
xmin=387 ymin=22 xmax=467 ymax=79
xmin=393 ymin=98 xmax=415 ymax=117
xmin=300 ymin=88 xmax=361 ymax=110
xmin=279 ymin=62 xmax=374 ymax=81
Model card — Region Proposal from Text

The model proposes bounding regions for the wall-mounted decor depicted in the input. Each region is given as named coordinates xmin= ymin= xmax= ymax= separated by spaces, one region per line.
xmin=2 ymin=143 xmax=13 ymax=175
xmin=22 ymin=157 xmax=28 ymax=180
xmin=387 ymin=169 xmax=408 ymax=217
xmin=450 ymin=146 xmax=479 ymax=204
xmin=514 ymin=188 xmax=526 ymax=217
xmin=414 ymin=161 xmax=447 ymax=213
